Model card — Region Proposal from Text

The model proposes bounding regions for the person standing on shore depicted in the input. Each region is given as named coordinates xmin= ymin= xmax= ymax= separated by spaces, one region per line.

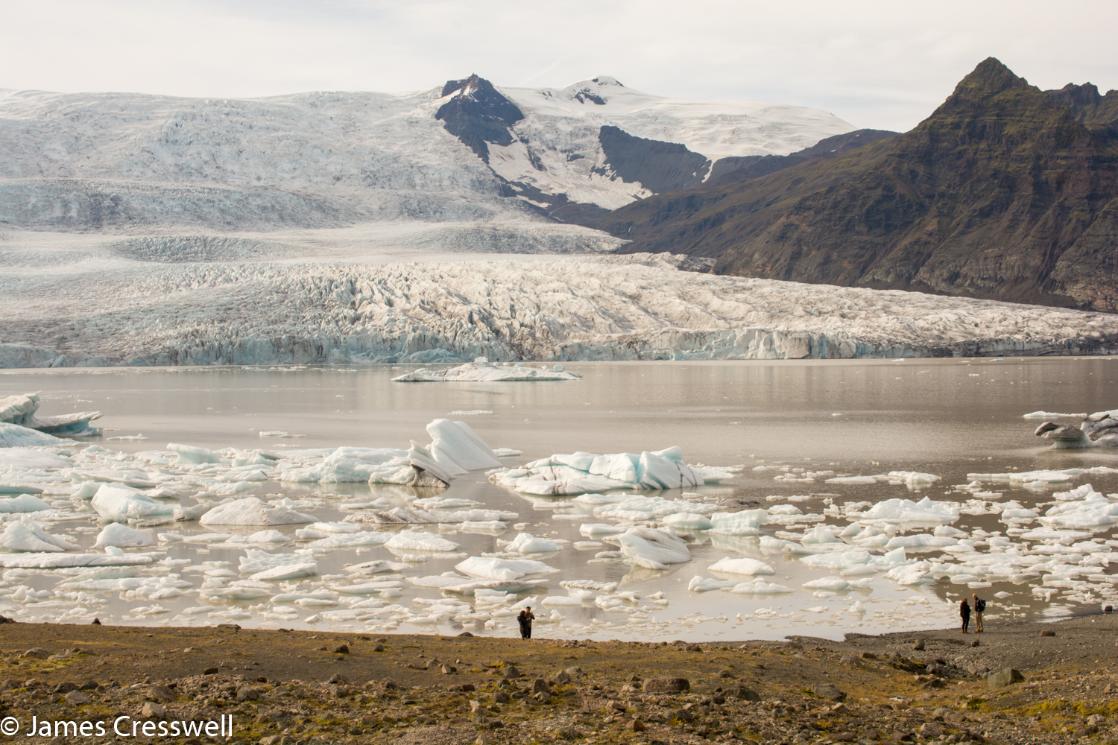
xmin=960 ymin=598 xmax=971 ymax=633
xmin=517 ymin=607 xmax=535 ymax=639
xmin=972 ymin=593 xmax=985 ymax=633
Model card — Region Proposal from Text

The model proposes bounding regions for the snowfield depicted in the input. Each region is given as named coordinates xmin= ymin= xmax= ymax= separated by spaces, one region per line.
xmin=0 ymin=78 xmax=849 ymax=226
xmin=2 ymin=241 xmax=1117 ymax=367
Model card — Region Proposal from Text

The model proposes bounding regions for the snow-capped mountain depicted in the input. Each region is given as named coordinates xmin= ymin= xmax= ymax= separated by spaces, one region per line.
xmin=0 ymin=76 xmax=852 ymax=229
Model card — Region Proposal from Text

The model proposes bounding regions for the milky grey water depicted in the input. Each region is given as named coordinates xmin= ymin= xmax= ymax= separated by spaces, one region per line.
xmin=3 ymin=358 xmax=1117 ymax=640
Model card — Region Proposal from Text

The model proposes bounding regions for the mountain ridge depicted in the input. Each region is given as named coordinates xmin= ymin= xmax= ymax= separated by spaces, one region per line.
xmin=602 ymin=57 xmax=1118 ymax=313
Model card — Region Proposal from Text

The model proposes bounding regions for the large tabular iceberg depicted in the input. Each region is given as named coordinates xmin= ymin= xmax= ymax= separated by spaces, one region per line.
xmin=393 ymin=358 xmax=579 ymax=383
xmin=491 ymin=446 xmax=732 ymax=495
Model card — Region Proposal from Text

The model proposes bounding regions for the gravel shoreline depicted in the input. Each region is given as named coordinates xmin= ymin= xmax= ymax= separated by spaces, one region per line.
xmin=0 ymin=613 xmax=1114 ymax=744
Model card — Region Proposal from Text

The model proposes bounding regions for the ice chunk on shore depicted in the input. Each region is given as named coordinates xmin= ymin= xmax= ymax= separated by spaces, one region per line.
xmin=616 ymin=527 xmax=690 ymax=569
xmin=199 ymin=497 xmax=315 ymax=527
xmin=0 ymin=520 xmax=78 ymax=552
xmin=393 ymin=359 xmax=580 ymax=383
xmin=1034 ymin=409 xmax=1118 ymax=449
xmin=91 ymin=484 xmax=176 ymax=523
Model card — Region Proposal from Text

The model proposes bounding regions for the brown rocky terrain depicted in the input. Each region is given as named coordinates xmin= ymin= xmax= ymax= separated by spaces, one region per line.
xmin=602 ymin=58 xmax=1118 ymax=313
xmin=0 ymin=613 xmax=1115 ymax=744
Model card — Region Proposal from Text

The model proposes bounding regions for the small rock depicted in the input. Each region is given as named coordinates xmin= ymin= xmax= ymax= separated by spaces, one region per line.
xmin=643 ymin=677 xmax=690 ymax=694
xmin=334 ymin=644 xmax=350 ymax=654
xmin=913 ymin=639 xmax=926 ymax=651
xmin=493 ymin=691 xmax=510 ymax=704
xmin=146 ymin=685 xmax=175 ymax=703
xmin=986 ymin=668 xmax=1024 ymax=688
xmin=1040 ymin=630 xmax=1056 ymax=637
xmin=140 ymin=701 xmax=165 ymax=719
xmin=217 ymin=623 xmax=241 ymax=632
xmin=327 ymin=673 xmax=346 ymax=685
xmin=373 ymin=644 xmax=385 ymax=652
xmin=90 ymin=618 xmax=100 ymax=625
xmin=236 ymin=686 xmax=262 ymax=701
xmin=812 ymin=683 xmax=846 ymax=702
xmin=502 ymin=664 xmax=521 ymax=680
xmin=631 ymin=719 xmax=646 ymax=732
xmin=532 ymin=678 xmax=550 ymax=694
xmin=728 ymin=685 xmax=761 ymax=701
xmin=22 ymin=648 xmax=50 ymax=659
xmin=64 ymin=690 xmax=91 ymax=705
xmin=551 ymin=669 xmax=571 ymax=684
xmin=203 ymin=667 xmax=219 ymax=675
xmin=440 ymin=664 xmax=456 ymax=675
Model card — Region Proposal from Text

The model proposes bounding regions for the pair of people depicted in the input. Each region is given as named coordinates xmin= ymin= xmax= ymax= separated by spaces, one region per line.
xmin=517 ymin=607 xmax=535 ymax=639
xmin=960 ymin=593 xmax=986 ymax=633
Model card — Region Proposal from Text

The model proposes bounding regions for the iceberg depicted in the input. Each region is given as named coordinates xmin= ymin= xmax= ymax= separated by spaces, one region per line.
xmin=199 ymin=497 xmax=315 ymax=527
xmin=615 ymin=527 xmax=690 ymax=569
xmin=1034 ymin=408 xmax=1118 ymax=449
xmin=504 ymin=532 xmax=564 ymax=554
xmin=393 ymin=358 xmax=580 ymax=383
xmin=0 ymin=494 xmax=51 ymax=513
xmin=91 ymin=484 xmax=176 ymax=523
xmin=708 ymin=557 xmax=775 ymax=576
xmin=384 ymin=531 xmax=459 ymax=553
xmin=491 ymin=446 xmax=724 ymax=495
xmin=0 ymin=393 xmax=101 ymax=437
xmin=0 ymin=423 xmax=63 ymax=448
xmin=94 ymin=522 xmax=156 ymax=548
xmin=0 ymin=520 xmax=78 ymax=552
xmin=455 ymin=556 xmax=559 ymax=581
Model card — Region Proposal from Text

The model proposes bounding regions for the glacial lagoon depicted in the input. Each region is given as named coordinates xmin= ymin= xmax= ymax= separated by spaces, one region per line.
xmin=1 ymin=358 xmax=1117 ymax=641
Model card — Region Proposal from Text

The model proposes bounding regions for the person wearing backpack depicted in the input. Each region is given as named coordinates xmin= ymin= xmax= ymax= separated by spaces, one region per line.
xmin=972 ymin=593 xmax=986 ymax=633
xmin=959 ymin=598 xmax=971 ymax=633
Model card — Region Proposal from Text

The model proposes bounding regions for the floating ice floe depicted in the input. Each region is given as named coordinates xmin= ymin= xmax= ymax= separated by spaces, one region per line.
xmin=0 ymin=520 xmax=79 ymax=552
xmin=0 ymin=548 xmax=159 ymax=569
xmin=708 ymin=557 xmax=775 ymax=576
xmin=825 ymin=471 xmax=940 ymax=490
xmin=275 ymin=419 xmax=499 ymax=488
xmin=0 ymin=393 xmax=102 ymax=437
xmin=91 ymin=484 xmax=177 ymax=523
xmin=967 ymin=466 xmax=1118 ymax=490
xmin=491 ymin=446 xmax=732 ymax=495
xmin=199 ymin=497 xmax=316 ymax=527
xmin=1034 ymin=408 xmax=1118 ymax=448
xmin=614 ymin=527 xmax=690 ymax=569
xmin=0 ymin=494 xmax=51 ymax=513
xmin=393 ymin=358 xmax=580 ymax=383
xmin=94 ymin=522 xmax=156 ymax=548
xmin=384 ymin=531 xmax=460 ymax=554
xmin=849 ymin=497 xmax=960 ymax=527
xmin=455 ymin=556 xmax=559 ymax=581
xmin=503 ymin=532 xmax=564 ymax=554
xmin=0 ymin=423 xmax=63 ymax=448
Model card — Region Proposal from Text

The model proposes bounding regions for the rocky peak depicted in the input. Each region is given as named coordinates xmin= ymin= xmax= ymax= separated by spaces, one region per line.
xmin=949 ymin=57 xmax=1030 ymax=102
xmin=435 ymin=74 xmax=523 ymax=163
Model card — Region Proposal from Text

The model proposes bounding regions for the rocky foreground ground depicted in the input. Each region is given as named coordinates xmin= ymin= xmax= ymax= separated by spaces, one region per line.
xmin=0 ymin=614 xmax=1115 ymax=744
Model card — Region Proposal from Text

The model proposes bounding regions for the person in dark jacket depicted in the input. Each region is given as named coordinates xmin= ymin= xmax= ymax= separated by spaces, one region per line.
xmin=972 ymin=593 xmax=986 ymax=633
xmin=960 ymin=598 xmax=971 ymax=633
xmin=517 ymin=607 xmax=535 ymax=639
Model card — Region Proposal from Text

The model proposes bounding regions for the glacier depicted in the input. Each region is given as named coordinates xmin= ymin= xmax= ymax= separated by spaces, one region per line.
xmin=3 ymin=247 xmax=1117 ymax=367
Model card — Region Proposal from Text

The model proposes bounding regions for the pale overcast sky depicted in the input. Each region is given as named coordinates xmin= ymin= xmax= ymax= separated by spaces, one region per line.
xmin=2 ymin=0 xmax=1115 ymax=131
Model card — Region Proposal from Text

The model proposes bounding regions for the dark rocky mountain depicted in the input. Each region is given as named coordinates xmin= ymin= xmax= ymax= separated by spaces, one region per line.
xmin=706 ymin=129 xmax=896 ymax=185
xmin=435 ymin=74 xmax=524 ymax=162
xmin=596 ymin=125 xmax=711 ymax=193
xmin=602 ymin=58 xmax=1118 ymax=312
